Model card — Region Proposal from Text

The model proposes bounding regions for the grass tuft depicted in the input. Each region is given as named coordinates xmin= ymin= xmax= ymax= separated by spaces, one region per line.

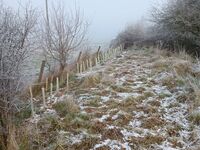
xmin=53 ymin=97 xmax=80 ymax=117
xmin=141 ymin=117 xmax=165 ymax=129
xmin=86 ymin=96 xmax=101 ymax=107
xmin=80 ymin=74 xmax=102 ymax=88
xmin=111 ymin=85 xmax=132 ymax=93
xmin=173 ymin=60 xmax=192 ymax=76
xmin=189 ymin=111 xmax=200 ymax=125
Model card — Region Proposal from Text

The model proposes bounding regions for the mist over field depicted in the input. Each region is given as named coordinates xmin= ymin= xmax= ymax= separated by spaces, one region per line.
xmin=5 ymin=0 xmax=154 ymax=43
xmin=1 ymin=0 xmax=200 ymax=149
xmin=5 ymin=0 xmax=156 ymax=83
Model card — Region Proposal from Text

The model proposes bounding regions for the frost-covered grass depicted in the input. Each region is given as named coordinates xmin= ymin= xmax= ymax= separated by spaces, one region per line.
xmin=52 ymin=98 xmax=80 ymax=117
xmin=18 ymin=48 xmax=200 ymax=150
xmin=189 ymin=110 xmax=200 ymax=125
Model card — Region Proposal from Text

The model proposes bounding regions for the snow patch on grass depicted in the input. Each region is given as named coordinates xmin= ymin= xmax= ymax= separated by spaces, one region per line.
xmin=97 ymin=114 xmax=110 ymax=122
xmin=117 ymin=92 xmax=141 ymax=99
xmin=93 ymin=139 xmax=131 ymax=150
xmin=152 ymin=85 xmax=172 ymax=95
xmin=101 ymin=96 xmax=110 ymax=102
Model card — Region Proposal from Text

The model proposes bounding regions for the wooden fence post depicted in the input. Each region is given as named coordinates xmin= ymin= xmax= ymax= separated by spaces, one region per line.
xmin=80 ymin=63 xmax=83 ymax=73
xmin=50 ymin=82 xmax=53 ymax=96
xmin=77 ymin=51 xmax=82 ymax=62
xmin=86 ymin=59 xmax=89 ymax=69
xmin=46 ymin=78 xmax=48 ymax=91
xmin=122 ymin=43 xmax=125 ymax=51
xmin=95 ymin=57 xmax=98 ymax=66
xmin=56 ymin=77 xmax=59 ymax=92
xmin=97 ymin=46 xmax=101 ymax=62
xmin=67 ymin=73 xmax=69 ymax=91
xmin=104 ymin=52 xmax=106 ymax=61
xmin=111 ymin=49 xmax=113 ymax=57
xmin=38 ymin=60 xmax=46 ymax=83
xmin=99 ymin=52 xmax=102 ymax=63
xmin=42 ymin=87 xmax=46 ymax=108
xmin=29 ymin=86 xmax=35 ymax=117
xmin=89 ymin=58 xmax=92 ymax=68
xmin=83 ymin=61 xmax=85 ymax=72
xmin=76 ymin=51 xmax=82 ymax=74
xmin=77 ymin=63 xmax=79 ymax=73
xmin=50 ymin=76 xmax=53 ymax=96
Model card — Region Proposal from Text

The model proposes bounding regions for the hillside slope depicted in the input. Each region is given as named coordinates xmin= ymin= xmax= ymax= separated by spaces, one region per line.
xmin=24 ymin=48 xmax=200 ymax=150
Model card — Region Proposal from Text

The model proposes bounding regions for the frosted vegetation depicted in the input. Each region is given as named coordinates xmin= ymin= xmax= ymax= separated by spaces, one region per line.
xmin=24 ymin=48 xmax=200 ymax=149
xmin=1 ymin=0 xmax=200 ymax=149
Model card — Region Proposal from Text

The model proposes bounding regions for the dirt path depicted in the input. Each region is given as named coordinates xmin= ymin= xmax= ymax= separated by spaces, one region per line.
xmin=29 ymin=49 xmax=199 ymax=150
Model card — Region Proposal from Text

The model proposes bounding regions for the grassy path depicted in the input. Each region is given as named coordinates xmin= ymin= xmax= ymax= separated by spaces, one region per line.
xmin=27 ymin=49 xmax=199 ymax=150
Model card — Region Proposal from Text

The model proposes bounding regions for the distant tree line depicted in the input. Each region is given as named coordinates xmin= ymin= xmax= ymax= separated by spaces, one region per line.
xmin=112 ymin=0 xmax=200 ymax=55
xmin=110 ymin=22 xmax=145 ymax=49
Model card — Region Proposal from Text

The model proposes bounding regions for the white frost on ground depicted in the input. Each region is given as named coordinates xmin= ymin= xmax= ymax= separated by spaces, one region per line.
xmin=129 ymin=119 xmax=142 ymax=127
xmin=58 ymin=130 xmax=89 ymax=145
xmin=117 ymin=92 xmax=141 ymax=99
xmin=112 ymin=114 xmax=119 ymax=120
xmin=152 ymin=85 xmax=172 ymax=95
xmin=29 ymin=114 xmax=40 ymax=124
xmin=133 ymin=111 xmax=148 ymax=118
xmin=154 ymin=72 xmax=174 ymax=83
xmin=27 ymin=50 xmax=200 ymax=150
xmin=44 ymin=109 xmax=57 ymax=115
xmin=116 ymin=76 xmax=126 ymax=86
xmin=101 ymin=96 xmax=110 ymax=102
xmin=156 ymin=141 xmax=180 ymax=150
xmin=121 ymin=129 xmax=141 ymax=139
xmin=93 ymin=139 xmax=131 ymax=150
xmin=97 ymin=114 xmax=110 ymax=122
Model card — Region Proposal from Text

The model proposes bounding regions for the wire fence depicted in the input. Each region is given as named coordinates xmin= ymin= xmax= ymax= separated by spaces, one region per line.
xmin=29 ymin=45 xmax=123 ymax=116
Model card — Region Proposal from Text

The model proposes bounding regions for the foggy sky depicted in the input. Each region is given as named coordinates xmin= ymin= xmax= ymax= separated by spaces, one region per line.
xmin=4 ymin=0 xmax=155 ymax=43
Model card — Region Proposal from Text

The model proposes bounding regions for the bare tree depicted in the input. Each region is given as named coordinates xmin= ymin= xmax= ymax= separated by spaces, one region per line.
xmin=41 ymin=3 xmax=88 ymax=73
xmin=0 ymin=3 xmax=37 ymax=149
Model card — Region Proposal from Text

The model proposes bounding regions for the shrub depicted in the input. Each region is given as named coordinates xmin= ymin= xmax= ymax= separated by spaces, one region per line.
xmin=151 ymin=0 xmax=200 ymax=54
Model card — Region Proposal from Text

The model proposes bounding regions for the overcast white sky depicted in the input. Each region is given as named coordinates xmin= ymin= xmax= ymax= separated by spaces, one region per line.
xmin=4 ymin=0 xmax=155 ymax=43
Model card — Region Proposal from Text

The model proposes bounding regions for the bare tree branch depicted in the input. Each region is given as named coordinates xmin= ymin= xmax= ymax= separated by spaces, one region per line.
xmin=41 ymin=3 xmax=88 ymax=72
xmin=0 ymin=2 xmax=37 ymax=148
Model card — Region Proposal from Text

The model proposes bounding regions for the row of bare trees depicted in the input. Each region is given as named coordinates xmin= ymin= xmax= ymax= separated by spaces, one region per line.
xmin=0 ymin=1 xmax=87 ymax=149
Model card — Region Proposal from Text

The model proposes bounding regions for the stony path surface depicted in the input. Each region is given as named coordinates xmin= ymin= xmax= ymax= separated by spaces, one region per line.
xmin=30 ymin=49 xmax=200 ymax=150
